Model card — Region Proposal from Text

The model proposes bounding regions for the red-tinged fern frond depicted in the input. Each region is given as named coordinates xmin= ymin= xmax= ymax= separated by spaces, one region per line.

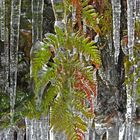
xmin=74 ymin=80 xmax=94 ymax=112
xmin=88 ymin=0 xmax=105 ymax=14
xmin=76 ymin=128 xmax=85 ymax=140
xmin=75 ymin=70 xmax=97 ymax=97
xmin=70 ymin=0 xmax=81 ymax=7
xmin=88 ymin=82 xmax=97 ymax=97
xmin=74 ymin=71 xmax=96 ymax=113
xmin=92 ymin=61 xmax=100 ymax=69
xmin=83 ymin=87 xmax=94 ymax=113
xmin=69 ymin=126 xmax=85 ymax=140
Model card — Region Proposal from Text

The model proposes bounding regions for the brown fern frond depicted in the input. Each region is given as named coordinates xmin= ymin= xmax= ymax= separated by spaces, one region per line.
xmin=89 ymin=0 xmax=105 ymax=14
xmin=70 ymin=0 xmax=81 ymax=7
xmin=74 ymin=71 xmax=97 ymax=113
xmin=76 ymin=128 xmax=85 ymax=140
xmin=70 ymin=0 xmax=83 ymax=31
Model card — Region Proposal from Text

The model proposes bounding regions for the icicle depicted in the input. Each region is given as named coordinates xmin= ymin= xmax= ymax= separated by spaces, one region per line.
xmin=51 ymin=0 xmax=65 ymax=29
xmin=136 ymin=0 xmax=140 ymax=20
xmin=30 ymin=120 xmax=34 ymax=140
xmin=125 ymin=0 xmax=136 ymax=139
xmin=40 ymin=117 xmax=50 ymax=140
xmin=0 ymin=0 xmax=10 ymax=94
xmin=125 ymin=80 xmax=137 ymax=140
xmin=4 ymin=27 xmax=10 ymax=93
xmin=0 ymin=130 xmax=5 ymax=140
xmin=2 ymin=0 xmax=10 ymax=94
xmin=9 ymin=0 xmax=21 ymax=124
xmin=111 ymin=0 xmax=121 ymax=64
xmin=0 ymin=0 xmax=6 ymax=92
xmin=17 ymin=128 xmax=25 ymax=140
xmin=125 ymin=84 xmax=134 ymax=140
xmin=32 ymin=0 xmax=38 ymax=44
xmin=39 ymin=121 xmax=43 ymax=140
xmin=25 ymin=117 xmax=50 ymax=140
xmin=0 ymin=0 xmax=5 ymax=41
xmin=5 ymin=128 xmax=15 ymax=140
xmin=127 ymin=0 xmax=136 ymax=61
xmin=126 ymin=61 xmax=138 ymax=139
xmin=32 ymin=0 xmax=44 ymax=44
xmin=25 ymin=118 xmax=32 ymax=140
xmin=33 ymin=120 xmax=38 ymax=140
xmin=38 ymin=0 xmax=44 ymax=41
xmin=119 ymin=123 xmax=125 ymax=140
xmin=50 ymin=129 xmax=54 ymax=140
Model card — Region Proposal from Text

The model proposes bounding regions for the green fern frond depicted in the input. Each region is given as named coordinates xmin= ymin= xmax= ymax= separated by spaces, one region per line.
xmin=82 ymin=2 xmax=98 ymax=29
xmin=73 ymin=33 xmax=101 ymax=65
xmin=50 ymin=95 xmax=88 ymax=140
xmin=55 ymin=26 xmax=65 ymax=46
xmin=41 ymin=83 xmax=61 ymax=115
xmin=42 ymin=26 xmax=101 ymax=66
xmin=34 ymin=67 xmax=57 ymax=96
xmin=72 ymin=91 xmax=93 ymax=118
xmin=32 ymin=45 xmax=52 ymax=82
xmin=45 ymin=34 xmax=59 ymax=48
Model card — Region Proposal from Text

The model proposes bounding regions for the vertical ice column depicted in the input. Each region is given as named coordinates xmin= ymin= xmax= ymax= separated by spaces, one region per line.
xmin=32 ymin=0 xmax=44 ymax=44
xmin=125 ymin=0 xmax=136 ymax=140
xmin=136 ymin=0 xmax=140 ymax=20
xmin=0 ymin=0 xmax=6 ymax=92
xmin=17 ymin=128 xmax=25 ymax=140
xmin=0 ymin=0 xmax=10 ymax=94
xmin=111 ymin=0 xmax=121 ymax=64
xmin=4 ymin=18 xmax=10 ymax=93
xmin=5 ymin=128 xmax=15 ymax=140
xmin=25 ymin=117 xmax=50 ymax=140
xmin=38 ymin=0 xmax=44 ymax=41
xmin=127 ymin=0 xmax=136 ymax=61
xmin=119 ymin=123 xmax=125 ymax=140
xmin=9 ymin=0 xmax=22 ymax=124
xmin=51 ymin=0 xmax=64 ymax=29
xmin=0 ymin=0 xmax=5 ymax=41
xmin=32 ymin=0 xmax=38 ymax=44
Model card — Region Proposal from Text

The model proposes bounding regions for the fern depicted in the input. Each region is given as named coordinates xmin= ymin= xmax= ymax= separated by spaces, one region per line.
xmin=82 ymin=2 xmax=98 ymax=29
xmin=32 ymin=44 xmax=52 ymax=82
xmin=68 ymin=0 xmax=100 ymax=33
xmin=30 ymin=0 xmax=102 ymax=137
xmin=73 ymin=33 xmax=101 ymax=66
xmin=50 ymin=92 xmax=89 ymax=140
xmin=31 ymin=25 xmax=100 ymax=139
